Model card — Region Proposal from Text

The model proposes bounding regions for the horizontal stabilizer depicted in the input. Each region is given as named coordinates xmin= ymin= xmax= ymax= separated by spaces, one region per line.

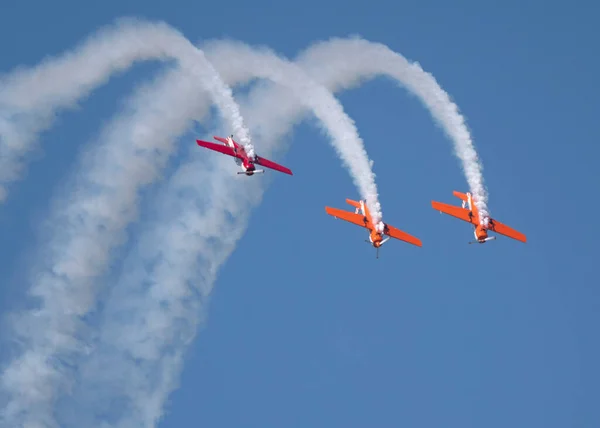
xmin=345 ymin=199 xmax=361 ymax=208
xmin=213 ymin=135 xmax=230 ymax=144
xmin=453 ymin=191 xmax=469 ymax=201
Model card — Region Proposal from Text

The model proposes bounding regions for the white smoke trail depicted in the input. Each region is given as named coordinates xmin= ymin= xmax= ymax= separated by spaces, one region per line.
xmin=0 ymin=17 xmax=252 ymax=203
xmin=297 ymin=37 xmax=489 ymax=222
xmin=69 ymin=37 xmax=491 ymax=426
xmin=59 ymin=152 xmax=262 ymax=427
xmin=0 ymin=33 xmax=489 ymax=426
xmin=63 ymin=41 xmax=387 ymax=427
xmin=0 ymin=23 xmax=256 ymax=426
xmin=0 ymin=66 xmax=213 ymax=428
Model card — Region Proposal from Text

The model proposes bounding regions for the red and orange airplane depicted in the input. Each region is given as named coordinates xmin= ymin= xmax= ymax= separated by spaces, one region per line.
xmin=431 ymin=191 xmax=527 ymax=244
xmin=196 ymin=135 xmax=293 ymax=176
xmin=325 ymin=198 xmax=422 ymax=258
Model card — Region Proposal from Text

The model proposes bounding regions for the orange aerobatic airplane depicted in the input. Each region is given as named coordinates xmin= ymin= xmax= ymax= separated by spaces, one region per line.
xmin=431 ymin=191 xmax=527 ymax=244
xmin=325 ymin=198 xmax=422 ymax=258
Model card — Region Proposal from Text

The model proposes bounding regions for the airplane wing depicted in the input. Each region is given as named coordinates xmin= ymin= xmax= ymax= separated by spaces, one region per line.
xmin=254 ymin=155 xmax=293 ymax=175
xmin=487 ymin=218 xmax=527 ymax=243
xmin=431 ymin=201 xmax=475 ymax=224
xmin=196 ymin=140 xmax=238 ymax=158
xmin=325 ymin=207 xmax=368 ymax=228
xmin=383 ymin=224 xmax=422 ymax=247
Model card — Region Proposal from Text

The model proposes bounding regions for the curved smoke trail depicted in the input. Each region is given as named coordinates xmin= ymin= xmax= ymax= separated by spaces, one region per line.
xmin=0 ymin=26 xmax=491 ymax=428
xmin=58 ymin=37 xmax=490 ymax=426
xmin=0 ymin=68 xmax=211 ymax=428
xmin=298 ymin=37 xmax=489 ymax=221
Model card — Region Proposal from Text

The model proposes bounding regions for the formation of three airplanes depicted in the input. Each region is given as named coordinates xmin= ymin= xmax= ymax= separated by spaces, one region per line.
xmin=196 ymin=135 xmax=527 ymax=258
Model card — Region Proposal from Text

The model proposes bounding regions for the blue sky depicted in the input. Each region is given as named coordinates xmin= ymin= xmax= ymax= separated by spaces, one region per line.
xmin=0 ymin=0 xmax=598 ymax=427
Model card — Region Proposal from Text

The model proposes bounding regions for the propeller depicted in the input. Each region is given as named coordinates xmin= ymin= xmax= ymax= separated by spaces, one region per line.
xmin=468 ymin=236 xmax=496 ymax=244
xmin=236 ymin=169 xmax=265 ymax=175
xmin=365 ymin=237 xmax=390 ymax=258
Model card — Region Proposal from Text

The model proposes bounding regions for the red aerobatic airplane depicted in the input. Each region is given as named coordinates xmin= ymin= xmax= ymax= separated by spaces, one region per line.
xmin=325 ymin=198 xmax=422 ymax=258
xmin=431 ymin=191 xmax=527 ymax=244
xmin=196 ymin=135 xmax=293 ymax=176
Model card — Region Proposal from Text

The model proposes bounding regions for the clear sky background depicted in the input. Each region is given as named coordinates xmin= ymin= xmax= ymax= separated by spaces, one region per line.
xmin=0 ymin=0 xmax=598 ymax=427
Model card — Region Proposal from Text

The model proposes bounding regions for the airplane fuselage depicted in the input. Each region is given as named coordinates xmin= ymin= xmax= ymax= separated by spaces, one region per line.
xmin=236 ymin=156 xmax=256 ymax=175
xmin=225 ymin=135 xmax=258 ymax=175
xmin=474 ymin=225 xmax=490 ymax=243
xmin=463 ymin=192 xmax=495 ymax=243
xmin=368 ymin=230 xmax=382 ymax=247
xmin=354 ymin=200 xmax=389 ymax=248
